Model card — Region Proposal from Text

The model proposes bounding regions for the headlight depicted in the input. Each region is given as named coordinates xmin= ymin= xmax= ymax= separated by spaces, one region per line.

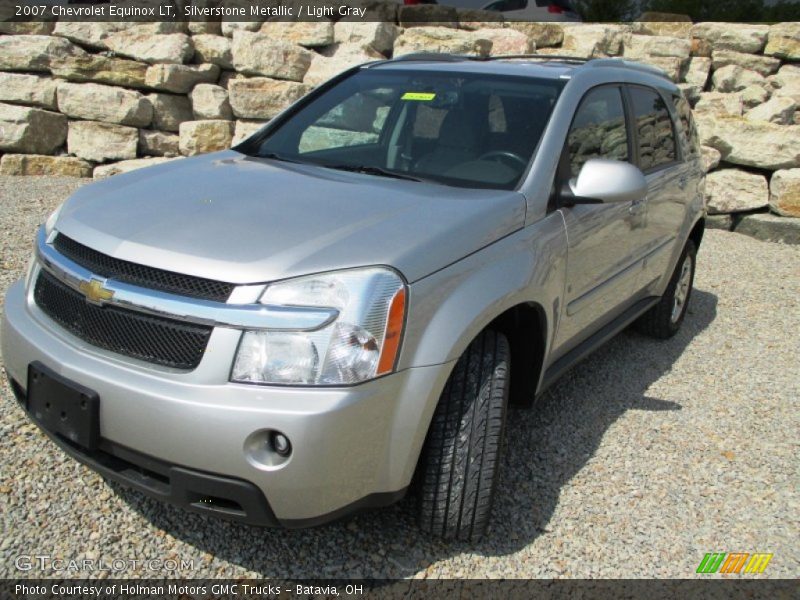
xmin=231 ymin=267 xmax=406 ymax=386
xmin=44 ymin=203 xmax=64 ymax=236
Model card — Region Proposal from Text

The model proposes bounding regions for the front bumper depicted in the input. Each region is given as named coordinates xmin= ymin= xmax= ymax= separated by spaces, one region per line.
xmin=2 ymin=279 xmax=454 ymax=525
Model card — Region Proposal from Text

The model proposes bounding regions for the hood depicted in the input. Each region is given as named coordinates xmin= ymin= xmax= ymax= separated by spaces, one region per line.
xmin=55 ymin=151 xmax=526 ymax=284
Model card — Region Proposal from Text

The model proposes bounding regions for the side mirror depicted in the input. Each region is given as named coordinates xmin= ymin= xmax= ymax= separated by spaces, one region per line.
xmin=560 ymin=159 xmax=647 ymax=207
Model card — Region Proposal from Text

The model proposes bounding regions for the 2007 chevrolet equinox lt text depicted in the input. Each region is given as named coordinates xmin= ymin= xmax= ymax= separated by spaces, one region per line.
xmin=2 ymin=54 xmax=705 ymax=541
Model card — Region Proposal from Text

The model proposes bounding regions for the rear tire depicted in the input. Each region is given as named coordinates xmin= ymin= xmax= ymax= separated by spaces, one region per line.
xmin=635 ymin=240 xmax=697 ymax=339
xmin=417 ymin=330 xmax=510 ymax=541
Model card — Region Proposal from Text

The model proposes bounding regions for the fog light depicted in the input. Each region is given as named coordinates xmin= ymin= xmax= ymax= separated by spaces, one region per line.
xmin=271 ymin=432 xmax=291 ymax=457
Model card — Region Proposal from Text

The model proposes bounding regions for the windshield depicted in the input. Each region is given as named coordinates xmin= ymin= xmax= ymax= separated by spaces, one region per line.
xmin=238 ymin=68 xmax=565 ymax=190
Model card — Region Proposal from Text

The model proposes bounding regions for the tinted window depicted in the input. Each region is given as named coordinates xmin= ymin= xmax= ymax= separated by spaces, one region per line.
xmin=567 ymin=86 xmax=629 ymax=179
xmin=242 ymin=69 xmax=564 ymax=190
xmin=672 ymin=94 xmax=698 ymax=159
xmin=629 ymin=87 xmax=677 ymax=171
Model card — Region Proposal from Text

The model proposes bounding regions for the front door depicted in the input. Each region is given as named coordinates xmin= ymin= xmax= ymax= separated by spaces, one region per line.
xmin=555 ymin=85 xmax=646 ymax=353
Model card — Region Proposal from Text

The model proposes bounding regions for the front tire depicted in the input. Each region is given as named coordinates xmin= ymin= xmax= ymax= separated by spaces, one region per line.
xmin=417 ymin=330 xmax=510 ymax=541
xmin=635 ymin=240 xmax=697 ymax=339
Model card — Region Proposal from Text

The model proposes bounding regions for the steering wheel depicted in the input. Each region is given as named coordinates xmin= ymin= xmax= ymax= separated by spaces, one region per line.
xmin=477 ymin=151 xmax=528 ymax=170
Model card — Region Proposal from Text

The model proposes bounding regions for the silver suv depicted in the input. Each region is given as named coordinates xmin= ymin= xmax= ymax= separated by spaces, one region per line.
xmin=2 ymin=54 xmax=705 ymax=540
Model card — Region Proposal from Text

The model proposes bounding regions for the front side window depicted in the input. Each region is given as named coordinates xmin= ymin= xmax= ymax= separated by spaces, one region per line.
xmin=628 ymin=87 xmax=677 ymax=171
xmin=567 ymin=86 xmax=629 ymax=180
xmin=240 ymin=68 xmax=565 ymax=190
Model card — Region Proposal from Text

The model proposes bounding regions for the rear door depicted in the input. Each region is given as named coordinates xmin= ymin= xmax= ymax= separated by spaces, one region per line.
xmin=555 ymin=85 xmax=644 ymax=351
xmin=624 ymin=85 xmax=685 ymax=293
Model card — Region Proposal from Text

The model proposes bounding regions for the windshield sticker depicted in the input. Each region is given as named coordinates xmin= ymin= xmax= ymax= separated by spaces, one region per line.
xmin=401 ymin=92 xmax=437 ymax=101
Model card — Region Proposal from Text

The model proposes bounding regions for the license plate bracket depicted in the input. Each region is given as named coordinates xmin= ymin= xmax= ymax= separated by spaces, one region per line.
xmin=26 ymin=361 xmax=100 ymax=451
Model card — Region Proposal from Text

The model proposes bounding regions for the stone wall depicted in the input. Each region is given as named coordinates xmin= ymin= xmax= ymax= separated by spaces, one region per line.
xmin=0 ymin=11 xmax=798 ymax=235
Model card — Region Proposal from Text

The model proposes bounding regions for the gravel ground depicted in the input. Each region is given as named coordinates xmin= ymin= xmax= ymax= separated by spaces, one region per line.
xmin=1 ymin=176 xmax=798 ymax=579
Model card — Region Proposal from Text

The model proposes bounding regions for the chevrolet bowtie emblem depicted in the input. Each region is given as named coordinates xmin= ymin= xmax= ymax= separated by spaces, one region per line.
xmin=78 ymin=278 xmax=114 ymax=305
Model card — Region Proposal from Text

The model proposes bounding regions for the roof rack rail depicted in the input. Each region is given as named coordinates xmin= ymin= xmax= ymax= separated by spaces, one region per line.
xmin=390 ymin=53 xmax=471 ymax=62
xmin=587 ymin=58 xmax=672 ymax=79
xmin=472 ymin=54 xmax=590 ymax=63
xmin=391 ymin=53 xmax=590 ymax=64
xmin=385 ymin=54 xmax=672 ymax=80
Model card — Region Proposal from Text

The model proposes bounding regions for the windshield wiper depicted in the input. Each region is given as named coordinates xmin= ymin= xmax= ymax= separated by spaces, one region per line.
xmin=258 ymin=151 xmax=305 ymax=164
xmin=321 ymin=164 xmax=426 ymax=182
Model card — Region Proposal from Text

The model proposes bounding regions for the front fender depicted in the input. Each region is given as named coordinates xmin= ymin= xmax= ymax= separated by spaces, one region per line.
xmin=398 ymin=212 xmax=568 ymax=374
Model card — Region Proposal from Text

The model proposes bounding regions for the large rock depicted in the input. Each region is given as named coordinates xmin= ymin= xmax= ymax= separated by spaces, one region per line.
xmin=772 ymin=65 xmax=800 ymax=104
xmin=303 ymin=43 xmax=384 ymax=87
xmin=94 ymin=157 xmax=180 ymax=180
xmin=139 ymin=130 xmax=180 ymax=157
xmin=735 ymin=213 xmax=800 ymax=245
xmin=678 ymin=83 xmax=702 ymax=105
xmin=745 ymin=96 xmax=797 ymax=125
xmin=769 ymin=169 xmax=800 ymax=217
xmin=146 ymin=93 xmax=193 ymax=132
xmin=691 ymin=22 xmax=769 ymax=54
xmin=57 ymin=82 xmax=152 ymax=127
xmin=623 ymin=34 xmax=691 ymax=60
xmin=179 ymin=120 xmax=234 ymax=156
xmin=229 ymin=78 xmax=312 ymax=119
xmin=67 ymin=121 xmax=138 ymax=162
xmin=334 ymin=21 xmax=398 ymax=55
xmin=0 ymin=73 xmax=58 ymax=109
xmin=189 ymin=21 xmax=222 ymax=36
xmin=0 ymin=22 xmax=55 ymax=35
xmin=764 ymin=22 xmax=800 ymax=61
xmin=506 ymin=22 xmax=564 ymax=48
xmin=260 ymin=21 xmax=334 ymax=48
xmin=393 ymin=27 xmax=492 ymax=57
xmin=475 ymin=28 xmax=534 ymax=55
xmin=632 ymin=14 xmax=692 ymax=38
xmin=684 ymin=57 xmax=711 ymax=88
xmin=701 ymin=146 xmax=721 ymax=173
xmin=190 ymin=84 xmax=233 ymax=120
xmin=696 ymin=114 xmax=800 ymax=170
xmin=705 ymin=214 xmax=734 ymax=231
xmin=712 ymin=65 xmax=766 ymax=93
xmin=741 ymin=84 xmax=770 ymax=109
xmin=560 ymin=24 xmax=624 ymax=58
xmin=220 ymin=20 xmax=260 ymax=39
xmin=52 ymin=22 xmax=130 ymax=50
xmin=232 ymin=32 xmax=313 ymax=82
xmin=50 ymin=54 xmax=149 ymax=89
xmin=711 ymin=50 xmax=781 ymax=77
xmin=644 ymin=56 xmax=685 ymax=82
xmin=144 ymin=63 xmax=220 ymax=94
xmin=105 ymin=30 xmax=194 ymax=64
xmin=0 ymin=154 xmax=93 ymax=178
xmin=0 ymin=35 xmax=83 ymax=72
xmin=0 ymin=103 xmax=66 ymax=154
xmin=694 ymin=92 xmax=743 ymax=117
xmin=192 ymin=34 xmax=233 ymax=70
xmin=705 ymin=169 xmax=768 ymax=214
xmin=233 ymin=120 xmax=267 ymax=145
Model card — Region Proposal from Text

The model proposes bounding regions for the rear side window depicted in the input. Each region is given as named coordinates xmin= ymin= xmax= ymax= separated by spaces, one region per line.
xmin=628 ymin=87 xmax=677 ymax=171
xmin=672 ymin=94 xmax=699 ymax=159
xmin=567 ymin=86 xmax=629 ymax=179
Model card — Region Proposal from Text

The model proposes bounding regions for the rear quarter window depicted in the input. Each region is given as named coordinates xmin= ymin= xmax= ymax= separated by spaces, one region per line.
xmin=672 ymin=93 xmax=700 ymax=160
xmin=628 ymin=87 xmax=678 ymax=171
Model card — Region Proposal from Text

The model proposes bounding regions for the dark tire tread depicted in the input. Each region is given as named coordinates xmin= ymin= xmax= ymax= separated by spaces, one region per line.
xmin=417 ymin=330 xmax=510 ymax=541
